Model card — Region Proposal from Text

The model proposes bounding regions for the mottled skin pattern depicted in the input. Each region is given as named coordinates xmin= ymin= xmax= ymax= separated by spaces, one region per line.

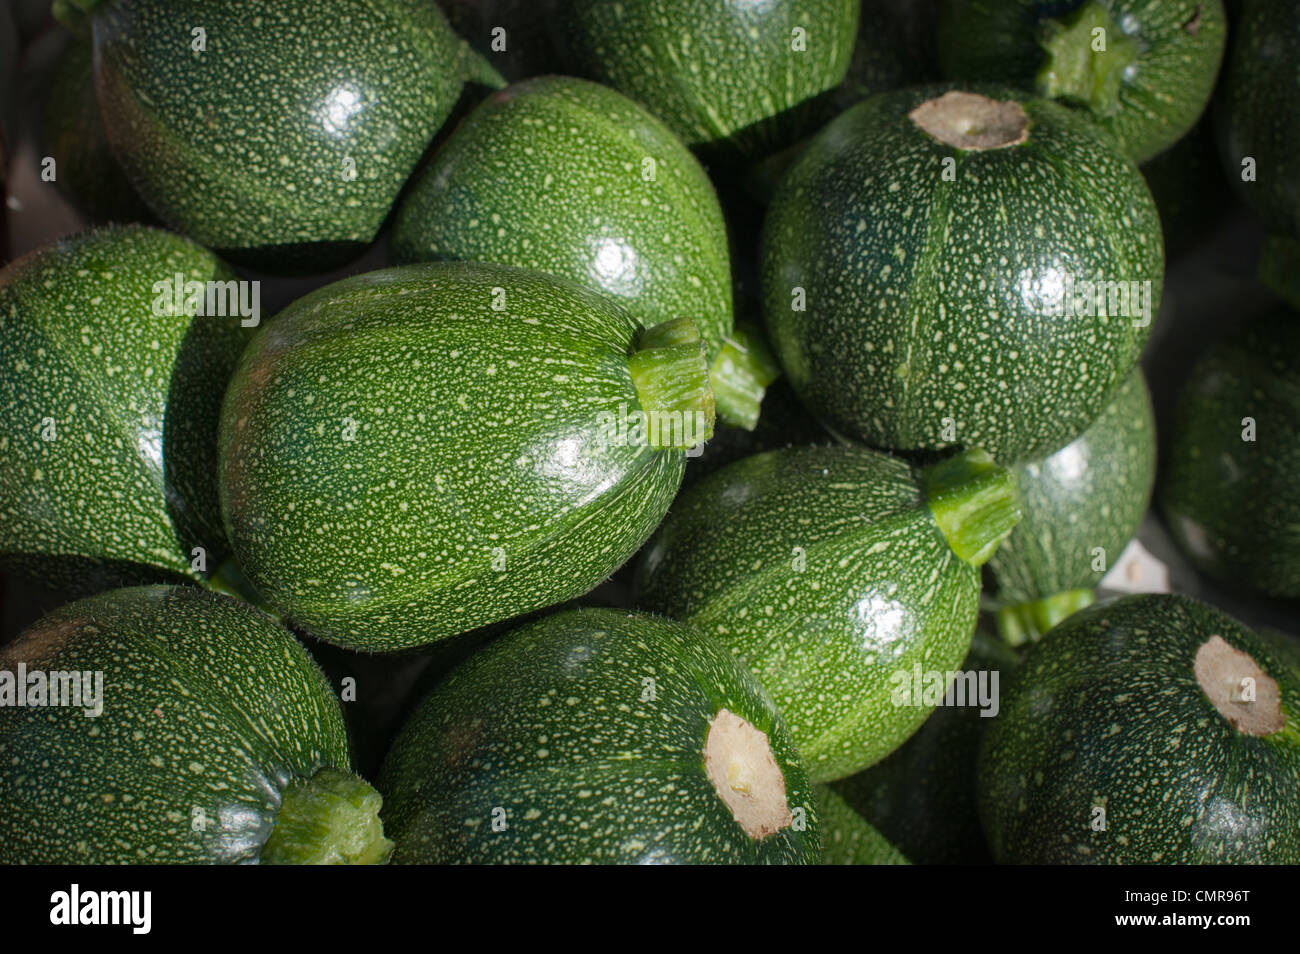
xmin=832 ymin=629 xmax=1019 ymax=865
xmin=815 ymin=786 xmax=909 ymax=864
xmin=0 ymin=226 xmax=251 ymax=590
xmin=378 ymin=608 xmax=819 ymax=864
xmin=89 ymin=0 xmax=473 ymax=268
xmin=939 ymin=0 xmax=1227 ymax=163
xmin=637 ymin=446 xmax=981 ymax=782
xmin=392 ymin=77 xmax=733 ymax=359
xmin=1216 ymin=0 xmax=1300 ymax=237
xmin=762 ymin=83 xmax=1163 ymax=465
xmin=1159 ymin=311 xmax=1300 ymax=598
xmin=0 ymin=586 xmax=350 ymax=864
xmin=987 ymin=370 xmax=1155 ymax=606
xmin=219 ymin=263 xmax=686 ymax=651
xmin=563 ymin=0 xmax=859 ymax=162
xmin=979 ymin=594 xmax=1300 ymax=864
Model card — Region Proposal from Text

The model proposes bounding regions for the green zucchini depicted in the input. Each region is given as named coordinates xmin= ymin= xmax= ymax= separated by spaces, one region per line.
xmin=219 ymin=263 xmax=715 ymax=652
xmin=1158 ymin=309 xmax=1300 ymax=598
xmin=762 ymin=84 xmax=1163 ymax=464
xmin=562 ymin=0 xmax=860 ymax=163
xmin=0 ymin=585 xmax=391 ymax=864
xmin=815 ymin=786 xmax=910 ymax=865
xmin=378 ymin=607 xmax=819 ymax=864
xmin=987 ymin=370 xmax=1156 ymax=644
xmin=64 ymin=0 xmax=493 ymax=272
xmin=979 ymin=594 xmax=1300 ymax=863
xmin=938 ymin=0 xmax=1227 ymax=163
xmin=391 ymin=76 xmax=772 ymax=428
xmin=636 ymin=445 xmax=1021 ymax=782
xmin=1216 ymin=0 xmax=1300 ymax=237
xmin=829 ymin=629 xmax=1018 ymax=865
xmin=42 ymin=33 xmax=155 ymax=225
xmin=0 ymin=225 xmax=252 ymax=592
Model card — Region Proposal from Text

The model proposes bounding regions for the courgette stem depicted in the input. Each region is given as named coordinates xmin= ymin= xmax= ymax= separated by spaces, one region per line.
xmin=628 ymin=317 xmax=716 ymax=451
xmin=1258 ymin=235 xmax=1300 ymax=310
xmin=708 ymin=322 xmax=783 ymax=431
xmin=1037 ymin=0 xmax=1140 ymax=118
xmin=261 ymin=767 xmax=393 ymax=865
xmin=996 ymin=588 xmax=1097 ymax=646
xmin=922 ymin=448 xmax=1021 ymax=567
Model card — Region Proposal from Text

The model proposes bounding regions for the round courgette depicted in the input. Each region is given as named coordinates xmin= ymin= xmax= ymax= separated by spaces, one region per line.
xmin=378 ymin=607 xmax=819 ymax=863
xmin=219 ymin=262 xmax=714 ymax=651
xmin=1159 ymin=309 xmax=1300 ymax=599
xmin=562 ymin=0 xmax=860 ymax=163
xmin=939 ymin=0 xmax=1227 ymax=163
xmin=0 ymin=585 xmax=391 ymax=864
xmin=987 ymin=370 xmax=1156 ymax=643
xmin=762 ymin=84 xmax=1163 ymax=464
xmin=979 ymin=594 xmax=1300 ymax=864
xmin=637 ymin=445 xmax=1020 ymax=782
xmin=0 ymin=225 xmax=252 ymax=591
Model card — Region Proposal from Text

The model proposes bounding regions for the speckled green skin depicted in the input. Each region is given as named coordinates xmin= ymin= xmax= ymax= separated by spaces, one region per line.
xmin=563 ymin=0 xmax=859 ymax=163
xmin=939 ymin=0 xmax=1226 ymax=163
xmin=1215 ymin=0 xmax=1300 ymax=237
xmin=378 ymin=608 xmax=819 ymax=863
xmin=987 ymin=371 xmax=1155 ymax=607
xmin=636 ymin=445 xmax=985 ymax=782
xmin=1159 ymin=311 xmax=1300 ymax=598
xmin=43 ymin=34 xmax=154 ymax=225
xmin=219 ymin=262 xmax=687 ymax=652
xmin=0 ymin=226 xmax=251 ymax=591
xmin=979 ymin=594 xmax=1300 ymax=864
xmin=761 ymin=84 xmax=1163 ymax=465
xmin=816 ymin=786 xmax=909 ymax=865
xmin=0 ymin=585 xmax=351 ymax=864
xmin=831 ymin=629 xmax=1018 ymax=865
xmin=87 ymin=0 xmax=475 ymax=271
xmin=392 ymin=77 xmax=733 ymax=359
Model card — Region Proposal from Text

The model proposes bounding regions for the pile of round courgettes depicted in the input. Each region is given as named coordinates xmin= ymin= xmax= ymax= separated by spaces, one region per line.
xmin=0 ymin=0 xmax=1296 ymax=866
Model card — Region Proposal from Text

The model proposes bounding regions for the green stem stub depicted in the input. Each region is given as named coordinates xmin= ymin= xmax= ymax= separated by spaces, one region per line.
xmin=629 ymin=317 xmax=716 ymax=451
xmin=1258 ymin=235 xmax=1300 ymax=310
xmin=922 ymin=448 xmax=1021 ymax=567
xmin=996 ymin=588 xmax=1096 ymax=646
xmin=1037 ymin=0 xmax=1140 ymax=118
xmin=261 ymin=767 xmax=393 ymax=865
xmin=709 ymin=322 xmax=783 ymax=432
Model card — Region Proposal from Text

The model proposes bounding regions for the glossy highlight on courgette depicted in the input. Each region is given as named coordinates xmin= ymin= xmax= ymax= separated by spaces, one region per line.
xmin=219 ymin=262 xmax=714 ymax=651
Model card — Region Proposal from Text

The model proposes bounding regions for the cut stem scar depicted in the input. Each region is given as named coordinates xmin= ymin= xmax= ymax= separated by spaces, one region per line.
xmin=909 ymin=91 xmax=1030 ymax=151
xmin=1194 ymin=635 xmax=1285 ymax=737
xmin=704 ymin=708 xmax=793 ymax=839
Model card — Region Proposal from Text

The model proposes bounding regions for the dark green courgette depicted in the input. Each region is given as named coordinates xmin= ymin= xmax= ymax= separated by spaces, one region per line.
xmin=0 ymin=585 xmax=391 ymax=864
xmin=378 ymin=607 xmax=819 ymax=863
xmin=979 ymin=594 xmax=1300 ymax=864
